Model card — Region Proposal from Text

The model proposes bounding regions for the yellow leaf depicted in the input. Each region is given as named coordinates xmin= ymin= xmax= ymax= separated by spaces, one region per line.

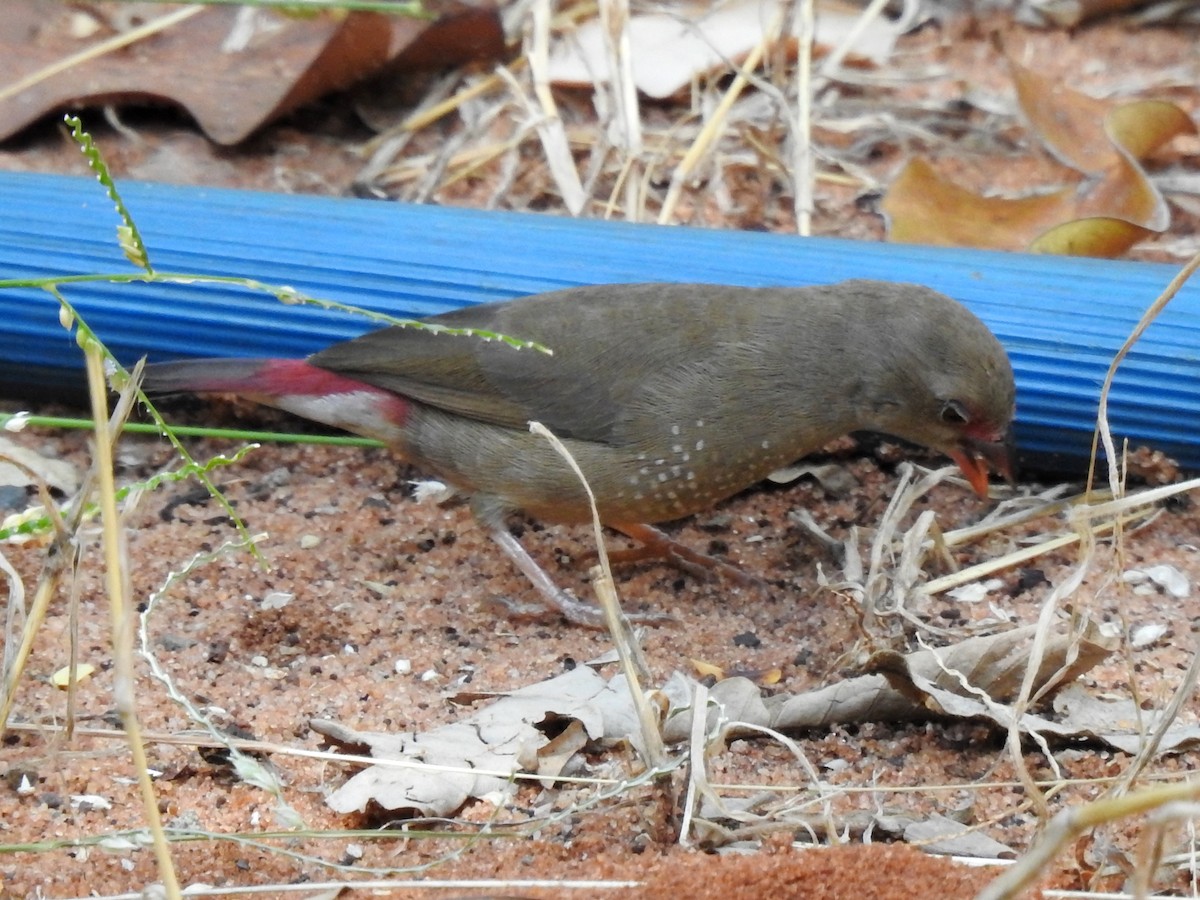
xmin=51 ymin=663 xmax=96 ymax=690
xmin=690 ymin=658 xmax=726 ymax=680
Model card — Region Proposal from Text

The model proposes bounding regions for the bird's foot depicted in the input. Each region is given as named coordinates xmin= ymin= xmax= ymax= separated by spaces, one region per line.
xmin=485 ymin=593 xmax=674 ymax=629
xmin=484 ymin=520 xmax=674 ymax=628
xmin=610 ymin=522 xmax=762 ymax=588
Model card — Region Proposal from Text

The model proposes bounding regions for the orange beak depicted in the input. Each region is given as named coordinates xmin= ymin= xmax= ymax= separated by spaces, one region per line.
xmin=948 ymin=431 xmax=1015 ymax=499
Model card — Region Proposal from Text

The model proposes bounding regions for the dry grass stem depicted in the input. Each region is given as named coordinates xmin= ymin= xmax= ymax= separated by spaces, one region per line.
xmin=794 ymin=0 xmax=815 ymax=235
xmin=597 ymin=0 xmax=643 ymax=220
xmin=1090 ymin=249 xmax=1200 ymax=498
xmin=657 ymin=5 xmax=786 ymax=224
xmin=979 ymin=780 xmax=1200 ymax=900
xmin=526 ymin=0 xmax=588 ymax=213
xmin=529 ymin=421 xmax=664 ymax=768
xmin=83 ymin=350 xmax=181 ymax=897
xmin=678 ymin=679 xmax=711 ymax=848
xmin=5 ymin=719 xmax=642 ymax=789
xmin=374 ymin=137 xmax=524 ymax=192
xmin=688 ymin=714 xmax=833 ymax=846
xmin=0 ymin=456 xmax=73 ymax=732
xmin=923 ymin=510 xmax=1149 ymax=597
xmin=1004 ymin=526 xmax=1096 ymax=827
xmin=369 ymin=65 xmax=520 ymax=153
xmin=859 ymin=463 xmax=956 ymax=631
xmin=1114 ymin=644 xmax=1200 ymax=795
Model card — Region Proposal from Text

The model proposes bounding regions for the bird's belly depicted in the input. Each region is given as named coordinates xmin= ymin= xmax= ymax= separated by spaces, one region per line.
xmin=402 ymin=408 xmax=810 ymax=525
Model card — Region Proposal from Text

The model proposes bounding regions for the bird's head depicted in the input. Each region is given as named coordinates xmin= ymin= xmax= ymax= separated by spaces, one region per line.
xmin=913 ymin=394 xmax=1015 ymax=498
xmin=861 ymin=289 xmax=1016 ymax=498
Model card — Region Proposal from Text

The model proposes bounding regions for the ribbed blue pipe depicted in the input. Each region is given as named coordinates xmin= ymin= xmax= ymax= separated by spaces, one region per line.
xmin=2 ymin=171 xmax=1197 ymax=472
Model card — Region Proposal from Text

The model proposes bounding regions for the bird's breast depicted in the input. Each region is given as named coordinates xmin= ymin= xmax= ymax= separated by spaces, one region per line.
xmin=400 ymin=405 xmax=834 ymax=525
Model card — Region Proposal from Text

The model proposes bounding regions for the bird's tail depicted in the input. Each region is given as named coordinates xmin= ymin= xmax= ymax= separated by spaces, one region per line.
xmin=141 ymin=358 xmax=413 ymax=441
xmin=142 ymin=358 xmax=297 ymax=396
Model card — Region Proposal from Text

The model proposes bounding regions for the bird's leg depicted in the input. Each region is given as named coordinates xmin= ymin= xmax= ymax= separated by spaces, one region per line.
xmin=484 ymin=523 xmax=608 ymax=626
xmin=609 ymin=522 xmax=760 ymax=587
xmin=473 ymin=502 xmax=672 ymax=627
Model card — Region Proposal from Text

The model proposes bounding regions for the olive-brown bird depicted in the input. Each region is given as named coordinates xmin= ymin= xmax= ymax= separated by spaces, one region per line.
xmin=145 ymin=280 xmax=1016 ymax=624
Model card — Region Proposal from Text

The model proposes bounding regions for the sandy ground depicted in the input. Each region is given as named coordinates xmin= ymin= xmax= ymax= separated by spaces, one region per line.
xmin=2 ymin=5 xmax=1200 ymax=899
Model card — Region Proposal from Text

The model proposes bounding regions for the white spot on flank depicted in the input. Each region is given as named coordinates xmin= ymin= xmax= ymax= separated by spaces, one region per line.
xmin=762 ymin=440 xmax=770 ymax=449
xmin=695 ymin=440 xmax=705 ymax=451
xmin=639 ymin=466 xmax=650 ymax=476
xmin=657 ymin=472 xmax=669 ymax=482
xmin=671 ymin=424 xmax=681 ymax=435
xmin=682 ymin=452 xmax=691 ymax=462
xmin=672 ymin=444 xmax=683 ymax=454
xmin=696 ymin=419 xmax=705 ymax=427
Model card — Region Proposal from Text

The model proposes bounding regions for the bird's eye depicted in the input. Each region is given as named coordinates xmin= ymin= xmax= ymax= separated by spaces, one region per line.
xmin=940 ymin=400 xmax=970 ymax=425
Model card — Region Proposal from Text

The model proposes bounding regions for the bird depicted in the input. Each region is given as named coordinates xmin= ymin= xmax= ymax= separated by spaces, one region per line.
xmin=144 ymin=280 xmax=1016 ymax=625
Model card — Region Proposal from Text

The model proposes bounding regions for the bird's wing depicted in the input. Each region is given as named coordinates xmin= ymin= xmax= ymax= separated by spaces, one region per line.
xmin=309 ymin=284 xmax=798 ymax=444
xmin=309 ymin=290 xmax=670 ymax=441
xmin=309 ymin=322 xmax=546 ymax=431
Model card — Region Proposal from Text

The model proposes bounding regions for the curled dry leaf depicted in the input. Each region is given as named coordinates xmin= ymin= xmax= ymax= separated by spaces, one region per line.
xmin=312 ymin=665 xmax=641 ymax=817
xmin=0 ymin=1 xmax=505 ymax=146
xmin=662 ymin=619 xmax=1117 ymax=742
xmin=0 ymin=2 xmax=389 ymax=145
xmin=882 ymin=55 xmax=1196 ymax=257
xmin=1050 ymin=682 xmax=1200 ymax=754
xmin=1017 ymin=0 xmax=1192 ymax=27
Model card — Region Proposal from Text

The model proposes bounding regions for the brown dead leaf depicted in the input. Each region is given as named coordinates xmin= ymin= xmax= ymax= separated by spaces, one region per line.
xmin=384 ymin=0 xmax=505 ymax=72
xmin=0 ymin=2 xmax=391 ymax=145
xmin=1009 ymin=57 xmax=1114 ymax=175
xmin=0 ymin=1 xmax=504 ymax=146
xmin=1019 ymin=0 xmax=1185 ymax=27
xmin=885 ymin=158 xmax=1077 ymax=252
xmin=1029 ymin=210 xmax=1155 ymax=256
xmin=883 ymin=53 xmax=1195 ymax=257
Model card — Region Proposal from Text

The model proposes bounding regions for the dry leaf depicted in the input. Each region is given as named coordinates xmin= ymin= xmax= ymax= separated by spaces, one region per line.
xmin=883 ymin=54 xmax=1195 ymax=257
xmin=383 ymin=0 xmax=504 ymax=73
xmin=0 ymin=436 xmax=81 ymax=493
xmin=312 ymin=665 xmax=639 ymax=816
xmin=884 ymin=159 xmax=1077 ymax=252
xmin=1049 ymin=683 xmax=1200 ymax=753
xmin=662 ymin=620 xmax=1117 ymax=742
xmin=903 ymin=814 xmax=1015 ymax=859
xmin=691 ymin=658 xmax=726 ymax=680
xmin=0 ymin=1 xmax=503 ymax=146
xmin=1018 ymin=0 xmax=1185 ymax=27
xmin=548 ymin=0 xmax=902 ymax=99
xmin=51 ymin=663 xmax=96 ymax=689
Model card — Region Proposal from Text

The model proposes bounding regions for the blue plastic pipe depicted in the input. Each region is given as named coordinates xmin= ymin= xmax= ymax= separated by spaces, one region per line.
xmin=1 ymin=170 xmax=1198 ymax=472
